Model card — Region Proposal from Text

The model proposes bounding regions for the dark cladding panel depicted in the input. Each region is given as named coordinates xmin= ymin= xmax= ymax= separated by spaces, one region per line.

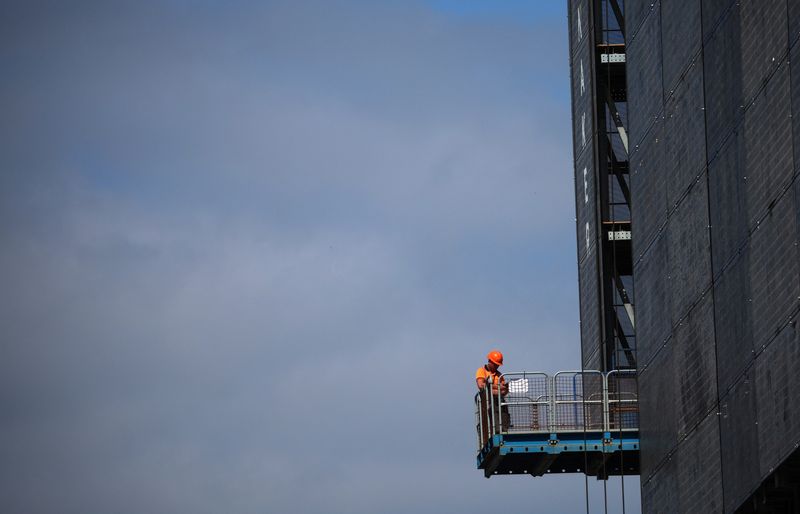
xmin=568 ymin=0 xmax=607 ymax=372
xmin=797 ymin=168 xmax=800 ymax=270
xmin=702 ymin=0 xmax=736 ymax=31
xmin=666 ymin=177 xmax=711 ymax=326
xmin=568 ymin=0 xmax=591 ymax=60
xmin=639 ymin=294 xmax=718 ymax=481
xmin=626 ymin=4 xmax=663 ymax=145
xmin=713 ymin=249 xmax=754 ymax=391
xmin=574 ymin=145 xmax=597 ymax=264
xmin=643 ymin=412 xmax=724 ymax=514
xmin=622 ymin=1 xmax=800 ymax=511
xmin=633 ymin=232 xmax=670 ymax=367
xmin=638 ymin=342 xmax=677 ymax=479
xmin=793 ymin=43 xmax=800 ymax=165
xmin=641 ymin=448 xmax=679 ymax=514
xmin=579 ymin=248 xmax=602 ymax=368
xmin=720 ymin=370 xmax=761 ymax=513
xmin=739 ymin=0 xmax=788 ymax=107
xmin=569 ymin=17 xmax=594 ymax=266
xmin=627 ymin=0 xmax=659 ymax=42
xmin=748 ymin=192 xmax=800 ymax=351
xmin=791 ymin=0 xmax=800 ymax=45
xmin=708 ymin=131 xmax=748 ymax=274
xmin=742 ymin=63 xmax=794 ymax=222
xmin=755 ymin=322 xmax=800 ymax=477
xmin=673 ymin=294 xmax=717 ymax=435
xmin=703 ymin=5 xmax=743 ymax=158
xmin=660 ymin=0 xmax=701 ymax=92
xmin=631 ymin=120 xmax=667 ymax=260
xmin=676 ymin=412 xmax=723 ymax=512
xmin=571 ymin=38 xmax=595 ymax=162
xmin=569 ymin=0 xmax=598 ymax=373
xmin=704 ymin=1 xmax=787 ymax=158
xmin=664 ymin=59 xmax=706 ymax=208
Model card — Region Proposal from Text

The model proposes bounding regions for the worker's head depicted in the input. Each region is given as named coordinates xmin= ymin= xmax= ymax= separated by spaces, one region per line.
xmin=487 ymin=350 xmax=503 ymax=371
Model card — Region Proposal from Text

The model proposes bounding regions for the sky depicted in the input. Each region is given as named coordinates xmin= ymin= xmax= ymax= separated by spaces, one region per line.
xmin=0 ymin=1 xmax=639 ymax=513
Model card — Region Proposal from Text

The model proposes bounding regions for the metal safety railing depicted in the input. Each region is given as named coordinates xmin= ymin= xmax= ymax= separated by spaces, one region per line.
xmin=475 ymin=370 xmax=638 ymax=451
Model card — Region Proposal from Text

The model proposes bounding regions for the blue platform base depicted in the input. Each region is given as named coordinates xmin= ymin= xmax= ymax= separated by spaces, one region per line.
xmin=476 ymin=431 xmax=639 ymax=479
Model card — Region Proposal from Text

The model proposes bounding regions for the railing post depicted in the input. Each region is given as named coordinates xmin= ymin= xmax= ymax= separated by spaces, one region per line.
xmin=488 ymin=376 xmax=495 ymax=435
xmin=476 ymin=394 xmax=484 ymax=449
xmin=548 ymin=375 xmax=555 ymax=432
xmin=603 ymin=372 xmax=610 ymax=433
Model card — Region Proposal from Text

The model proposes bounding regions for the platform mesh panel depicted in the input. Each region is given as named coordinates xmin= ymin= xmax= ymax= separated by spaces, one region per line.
xmin=504 ymin=375 xmax=549 ymax=432
xmin=607 ymin=373 xmax=639 ymax=430
xmin=554 ymin=373 xmax=604 ymax=431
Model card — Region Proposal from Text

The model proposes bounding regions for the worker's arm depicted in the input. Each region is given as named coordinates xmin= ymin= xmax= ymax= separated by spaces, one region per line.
xmin=477 ymin=376 xmax=508 ymax=396
xmin=498 ymin=380 xmax=509 ymax=396
xmin=490 ymin=381 xmax=508 ymax=396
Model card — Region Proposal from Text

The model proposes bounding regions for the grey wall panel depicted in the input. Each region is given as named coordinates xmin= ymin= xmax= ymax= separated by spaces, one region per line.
xmin=639 ymin=342 xmax=677 ymax=481
xmin=708 ymin=131 xmax=747 ymax=275
xmin=626 ymin=6 xmax=663 ymax=146
xmin=660 ymin=0 xmax=701 ymax=93
xmin=755 ymin=322 xmax=800 ymax=477
xmin=664 ymin=59 xmax=706 ymax=208
xmin=676 ymin=411 xmax=724 ymax=513
xmin=747 ymin=191 xmax=800 ymax=351
xmin=703 ymin=5 xmax=743 ymax=158
xmin=741 ymin=63 xmax=793 ymax=223
xmin=667 ymin=177 xmax=711 ymax=327
xmin=631 ymin=121 xmax=667 ymax=260
xmin=713 ymin=249 xmax=754 ymax=391
xmin=719 ymin=369 xmax=760 ymax=513
xmin=641 ymin=452 xmax=679 ymax=514
xmin=673 ymin=294 xmax=717 ymax=435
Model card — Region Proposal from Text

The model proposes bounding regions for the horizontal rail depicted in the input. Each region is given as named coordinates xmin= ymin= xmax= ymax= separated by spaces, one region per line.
xmin=475 ymin=370 xmax=638 ymax=451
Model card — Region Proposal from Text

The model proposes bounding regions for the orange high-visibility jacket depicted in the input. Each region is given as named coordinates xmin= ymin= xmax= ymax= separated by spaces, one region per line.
xmin=475 ymin=366 xmax=505 ymax=389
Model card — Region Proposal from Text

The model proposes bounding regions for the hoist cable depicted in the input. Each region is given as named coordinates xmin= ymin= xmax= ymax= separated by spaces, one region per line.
xmin=599 ymin=3 xmax=611 ymax=512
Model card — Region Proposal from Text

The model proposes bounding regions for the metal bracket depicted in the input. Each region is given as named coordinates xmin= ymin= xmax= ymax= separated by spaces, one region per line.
xmin=600 ymin=53 xmax=626 ymax=63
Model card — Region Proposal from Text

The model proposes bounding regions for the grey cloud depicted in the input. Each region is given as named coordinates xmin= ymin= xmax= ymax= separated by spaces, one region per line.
xmin=0 ymin=1 xmax=639 ymax=513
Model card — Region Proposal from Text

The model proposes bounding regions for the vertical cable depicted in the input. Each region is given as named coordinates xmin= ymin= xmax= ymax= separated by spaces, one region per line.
xmin=583 ymin=372 xmax=591 ymax=514
xmin=600 ymin=1 xmax=612 ymax=506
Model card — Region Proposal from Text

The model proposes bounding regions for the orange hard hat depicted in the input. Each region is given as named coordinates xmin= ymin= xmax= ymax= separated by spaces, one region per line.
xmin=487 ymin=350 xmax=503 ymax=366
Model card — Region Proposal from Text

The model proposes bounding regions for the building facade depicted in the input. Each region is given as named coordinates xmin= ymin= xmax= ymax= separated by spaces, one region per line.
xmin=569 ymin=0 xmax=800 ymax=512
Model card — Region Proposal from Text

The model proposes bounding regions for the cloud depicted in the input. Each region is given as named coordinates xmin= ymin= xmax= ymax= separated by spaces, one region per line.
xmin=0 ymin=1 xmax=639 ymax=513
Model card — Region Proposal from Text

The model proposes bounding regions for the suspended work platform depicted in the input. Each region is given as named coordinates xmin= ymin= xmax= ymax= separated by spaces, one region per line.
xmin=475 ymin=370 xmax=639 ymax=480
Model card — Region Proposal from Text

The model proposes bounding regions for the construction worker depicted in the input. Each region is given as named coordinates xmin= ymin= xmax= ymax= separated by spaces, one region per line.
xmin=476 ymin=350 xmax=509 ymax=395
xmin=476 ymin=350 xmax=510 ymax=440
